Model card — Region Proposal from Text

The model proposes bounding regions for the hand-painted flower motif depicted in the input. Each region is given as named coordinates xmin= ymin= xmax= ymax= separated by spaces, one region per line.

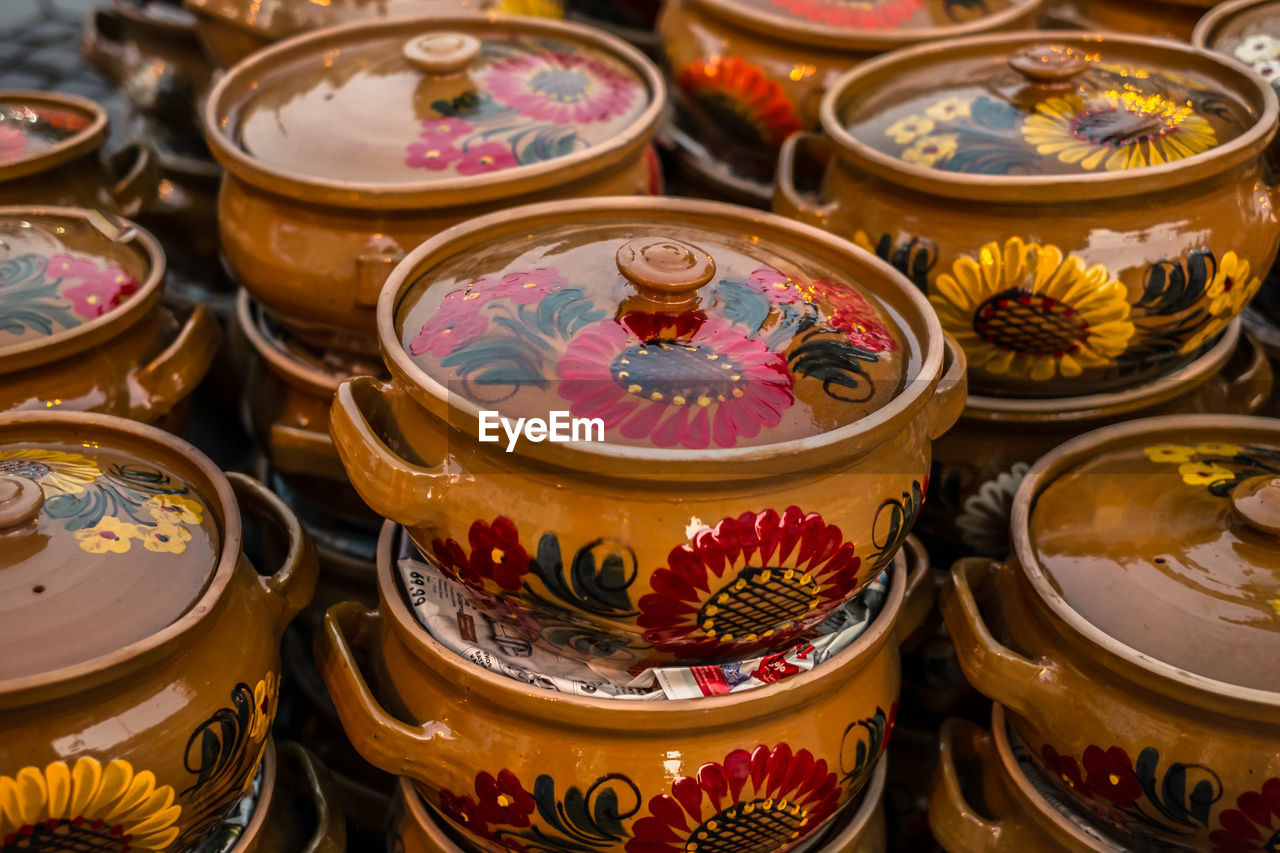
xmin=555 ymin=318 xmax=794 ymax=449
xmin=494 ymin=0 xmax=564 ymax=15
xmin=626 ymin=744 xmax=842 ymax=853
xmin=1234 ymin=34 xmax=1280 ymax=65
xmin=748 ymin=268 xmax=808 ymax=304
xmin=1207 ymin=251 xmax=1261 ymax=319
xmin=955 ymin=462 xmax=1029 ymax=559
xmin=491 ymin=267 xmax=564 ymax=305
xmin=418 ymin=117 xmax=473 ymax=143
xmin=676 ymin=56 xmax=802 ymax=151
xmin=885 ymin=114 xmax=935 ymax=144
xmin=139 ymin=521 xmax=191 ymax=553
xmin=475 ymin=770 xmax=536 ymax=827
xmin=637 ymin=506 xmax=861 ymax=660
xmin=457 ymin=141 xmax=520 ymax=176
xmin=1145 ymin=441 xmax=1280 ymax=491
xmin=1022 ymin=91 xmax=1218 ymax=172
xmin=926 ymin=96 xmax=973 ymax=122
xmin=408 ymin=268 xmax=564 ymax=357
xmin=146 ymin=494 xmax=204 ymax=525
xmin=1144 ymin=443 xmax=1197 ymax=464
xmin=405 ymin=141 xmax=462 ymax=171
xmin=901 ymin=133 xmax=958 ymax=167
xmin=438 ymin=789 xmax=492 ymax=842
xmin=0 ymin=448 xmax=99 ymax=495
xmin=248 ymin=670 xmax=279 ymax=741
xmin=75 ymin=515 xmax=143 ymax=554
xmin=1178 ymin=461 xmax=1235 ymax=486
xmin=432 ymin=517 xmax=531 ymax=595
xmin=1041 ymin=744 xmax=1087 ymax=795
xmin=1081 ymin=746 xmax=1142 ymax=808
xmin=0 ymin=125 xmax=26 ymax=163
xmin=1253 ymin=59 xmax=1280 ymax=87
xmin=486 ymin=51 xmax=636 ymax=125
xmin=1209 ymin=777 xmax=1280 ymax=853
xmin=809 ymin=279 xmax=898 ymax=353
xmin=0 ymin=757 xmax=183 ymax=850
xmin=930 ymin=237 xmax=1135 ymax=381
xmin=767 ymin=0 xmax=923 ymax=28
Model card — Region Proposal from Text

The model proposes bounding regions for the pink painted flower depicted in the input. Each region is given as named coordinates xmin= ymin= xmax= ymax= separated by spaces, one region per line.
xmin=64 ymin=275 xmax=138 ymax=319
xmin=406 ymin=141 xmax=462 ymax=171
xmin=748 ymin=267 xmax=807 ymax=304
xmin=408 ymin=287 xmax=490 ymax=357
xmin=46 ymin=253 xmax=100 ymax=281
xmin=486 ymin=52 xmax=637 ymax=125
xmin=0 ymin=125 xmax=26 ymax=163
xmin=555 ymin=318 xmax=795 ymax=449
xmin=457 ymin=141 xmax=519 ymax=176
xmin=418 ymin=117 xmax=473 ymax=142
xmin=811 ymin=278 xmax=899 ymax=353
xmin=492 ymin=267 xmax=563 ymax=305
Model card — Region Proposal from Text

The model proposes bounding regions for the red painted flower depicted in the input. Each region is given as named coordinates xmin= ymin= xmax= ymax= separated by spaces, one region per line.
xmin=0 ymin=125 xmax=26 ymax=163
xmin=439 ymin=789 xmax=489 ymax=839
xmin=626 ymin=744 xmax=843 ymax=853
xmin=555 ymin=318 xmax=794 ymax=449
xmin=406 ymin=140 xmax=462 ymax=171
xmin=52 ymin=255 xmax=139 ymax=320
xmin=677 ymin=56 xmax=802 ymax=151
xmin=811 ymin=279 xmax=898 ymax=353
xmin=768 ymin=0 xmax=922 ymax=28
xmin=1082 ymin=746 xmax=1142 ymax=808
xmin=475 ymin=770 xmax=537 ymax=828
xmin=487 ymin=52 xmax=637 ymax=125
xmin=1210 ymin=777 xmax=1280 ymax=853
xmin=458 ymin=141 xmax=519 ymax=176
xmin=1040 ymin=745 xmax=1086 ymax=795
xmin=636 ymin=506 xmax=861 ymax=660
xmin=431 ymin=517 xmax=530 ymax=594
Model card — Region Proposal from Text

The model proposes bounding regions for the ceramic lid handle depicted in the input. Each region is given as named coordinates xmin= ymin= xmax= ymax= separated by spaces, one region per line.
xmin=403 ymin=32 xmax=482 ymax=74
xmin=1232 ymin=475 xmax=1280 ymax=536
xmin=0 ymin=475 xmax=42 ymax=531
xmin=617 ymin=237 xmax=716 ymax=307
xmin=1008 ymin=44 xmax=1088 ymax=84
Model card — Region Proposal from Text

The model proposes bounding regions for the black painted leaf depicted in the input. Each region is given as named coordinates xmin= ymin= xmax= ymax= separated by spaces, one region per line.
xmin=562 ymin=785 xmax=594 ymax=836
xmin=570 ymin=547 xmax=633 ymax=613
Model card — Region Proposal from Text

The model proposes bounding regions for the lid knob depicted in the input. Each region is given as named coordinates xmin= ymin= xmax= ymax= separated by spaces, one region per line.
xmin=0 ymin=475 xmax=42 ymax=531
xmin=1008 ymin=44 xmax=1089 ymax=84
xmin=616 ymin=238 xmax=716 ymax=307
xmin=1232 ymin=475 xmax=1280 ymax=536
xmin=403 ymin=32 xmax=481 ymax=74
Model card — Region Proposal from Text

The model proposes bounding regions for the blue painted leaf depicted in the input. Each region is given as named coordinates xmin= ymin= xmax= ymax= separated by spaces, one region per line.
xmin=716 ymin=280 xmax=772 ymax=335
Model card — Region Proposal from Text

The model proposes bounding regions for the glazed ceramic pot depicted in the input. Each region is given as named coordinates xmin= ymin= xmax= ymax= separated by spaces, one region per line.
xmin=0 ymin=206 xmax=221 ymax=429
xmin=387 ymin=755 xmax=887 ymax=853
xmin=941 ymin=414 xmax=1280 ymax=851
xmin=205 ymin=16 xmax=664 ymax=355
xmin=1244 ymin=307 xmax=1280 ymax=415
xmin=1044 ymin=0 xmax=1217 ymax=39
xmin=0 ymin=91 xmax=156 ymax=217
xmin=917 ymin=318 xmax=1273 ymax=563
xmin=566 ymin=0 xmax=661 ymax=56
xmin=314 ymin=521 xmax=923 ymax=853
xmin=329 ymin=196 xmax=965 ymax=667
xmin=185 ymin=0 xmax=566 ymax=69
xmin=775 ymin=33 xmax=1280 ymax=397
xmin=81 ymin=0 xmax=215 ymax=147
xmin=0 ymin=411 xmax=318 ymax=851
xmin=658 ymin=0 xmax=1042 ymax=194
xmin=929 ymin=706 xmax=1129 ymax=852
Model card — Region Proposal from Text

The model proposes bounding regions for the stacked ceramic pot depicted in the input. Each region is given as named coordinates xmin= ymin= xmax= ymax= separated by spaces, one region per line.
xmin=654 ymin=0 xmax=1043 ymax=209
xmin=769 ymin=31 xmax=1280 ymax=568
xmin=308 ymin=195 xmax=966 ymax=853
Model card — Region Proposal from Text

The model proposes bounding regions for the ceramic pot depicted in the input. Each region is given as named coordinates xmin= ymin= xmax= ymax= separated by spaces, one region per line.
xmin=81 ymin=0 xmax=215 ymax=148
xmin=387 ymin=755 xmax=887 ymax=853
xmin=1044 ymin=0 xmax=1215 ymax=39
xmin=329 ymin=196 xmax=965 ymax=667
xmin=941 ymin=414 xmax=1280 ymax=851
xmin=1244 ymin=307 xmax=1280 ymax=414
xmin=917 ymin=318 xmax=1273 ymax=563
xmin=774 ymin=33 xmax=1280 ymax=397
xmin=205 ymin=16 xmax=664 ymax=355
xmin=185 ymin=0 xmax=566 ymax=69
xmin=657 ymin=123 xmax=775 ymax=209
xmin=313 ymin=521 xmax=929 ymax=853
xmin=566 ymin=0 xmax=661 ymax=57
xmin=0 ymin=91 xmax=156 ymax=217
xmin=0 ymin=411 xmax=318 ymax=851
xmin=929 ymin=705 xmax=1129 ymax=852
xmin=658 ymin=0 xmax=1042 ymax=195
xmin=0 ymin=206 xmax=221 ymax=429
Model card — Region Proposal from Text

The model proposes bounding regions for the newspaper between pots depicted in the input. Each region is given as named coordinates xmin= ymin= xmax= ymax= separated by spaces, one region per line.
xmin=395 ymin=534 xmax=889 ymax=701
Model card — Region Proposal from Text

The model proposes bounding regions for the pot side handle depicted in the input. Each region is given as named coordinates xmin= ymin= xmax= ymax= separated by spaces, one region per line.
xmin=315 ymin=602 xmax=455 ymax=779
xmin=940 ymin=557 xmax=1054 ymax=718
xmin=773 ymin=131 xmax=839 ymax=229
xmin=134 ymin=304 xmax=222 ymax=422
xmin=925 ymin=333 xmax=968 ymax=440
xmin=277 ymin=742 xmax=347 ymax=853
xmin=929 ymin=718 xmax=1006 ymax=852
xmin=269 ymin=424 xmax=348 ymax=482
xmin=80 ymin=6 xmax=128 ymax=83
xmin=104 ymin=142 xmax=160 ymax=218
xmin=330 ymin=376 xmax=455 ymax=527
xmin=228 ymin=472 xmax=319 ymax=635
xmin=897 ymin=537 xmax=937 ymax=643
xmin=1228 ymin=330 xmax=1274 ymax=415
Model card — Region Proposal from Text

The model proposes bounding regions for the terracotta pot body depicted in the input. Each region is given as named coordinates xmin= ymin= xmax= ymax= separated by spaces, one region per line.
xmin=135 ymin=144 xmax=227 ymax=307
xmin=227 ymin=741 xmax=346 ymax=853
xmin=774 ymin=32 xmax=1280 ymax=397
xmin=1044 ymin=0 xmax=1212 ymax=38
xmin=941 ymin=416 xmax=1280 ymax=852
xmin=0 ymin=414 xmax=318 ymax=852
xmin=917 ymin=320 xmax=1273 ymax=561
xmin=389 ymin=755 xmax=888 ymax=853
xmin=315 ymin=522 xmax=912 ymax=853
xmin=0 ymin=93 xmax=157 ymax=218
xmin=185 ymin=0 xmax=566 ymax=68
xmin=929 ymin=706 xmax=1128 ymax=852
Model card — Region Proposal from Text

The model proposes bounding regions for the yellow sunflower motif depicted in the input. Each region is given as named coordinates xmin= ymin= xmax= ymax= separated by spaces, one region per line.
xmin=1022 ymin=90 xmax=1218 ymax=172
xmin=75 ymin=516 xmax=142 ymax=554
xmin=1178 ymin=461 xmax=1234 ymax=486
xmin=0 ymin=757 xmax=182 ymax=850
xmin=1206 ymin=252 xmax=1261 ymax=317
xmin=885 ymin=114 xmax=934 ymax=144
xmin=1144 ymin=444 xmax=1196 ymax=464
xmin=145 ymin=494 xmax=204 ymax=525
xmin=248 ymin=671 xmax=280 ymax=742
xmin=902 ymin=133 xmax=957 ymax=167
xmin=930 ymin=237 xmax=1136 ymax=381
xmin=925 ymin=96 xmax=972 ymax=122
xmin=139 ymin=522 xmax=191 ymax=554
xmin=0 ymin=448 xmax=100 ymax=496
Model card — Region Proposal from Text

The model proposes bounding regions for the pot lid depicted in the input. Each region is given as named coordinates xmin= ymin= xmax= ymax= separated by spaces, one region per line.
xmin=226 ymin=17 xmax=655 ymax=187
xmin=835 ymin=36 xmax=1260 ymax=178
xmin=1195 ymin=0 xmax=1280 ymax=93
xmin=722 ymin=0 xmax=1027 ymax=34
xmin=0 ymin=416 xmax=223 ymax=680
xmin=0 ymin=208 xmax=161 ymax=368
xmin=0 ymin=93 xmax=104 ymax=179
xmin=1022 ymin=416 xmax=1280 ymax=692
xmin=390 ymin=203 xmax=918 ymax=451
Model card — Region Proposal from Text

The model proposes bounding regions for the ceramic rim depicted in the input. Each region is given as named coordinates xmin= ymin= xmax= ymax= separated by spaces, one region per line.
xmin=0 ymin=91 xmax=108 ymax=184
xmin=203 ymin=15 xmax=667 ymax=211
xmin=1192 ymin=0 xmax=1273 ymax=50
xmin=818 ymin=30 xmax=1280 ymax=202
